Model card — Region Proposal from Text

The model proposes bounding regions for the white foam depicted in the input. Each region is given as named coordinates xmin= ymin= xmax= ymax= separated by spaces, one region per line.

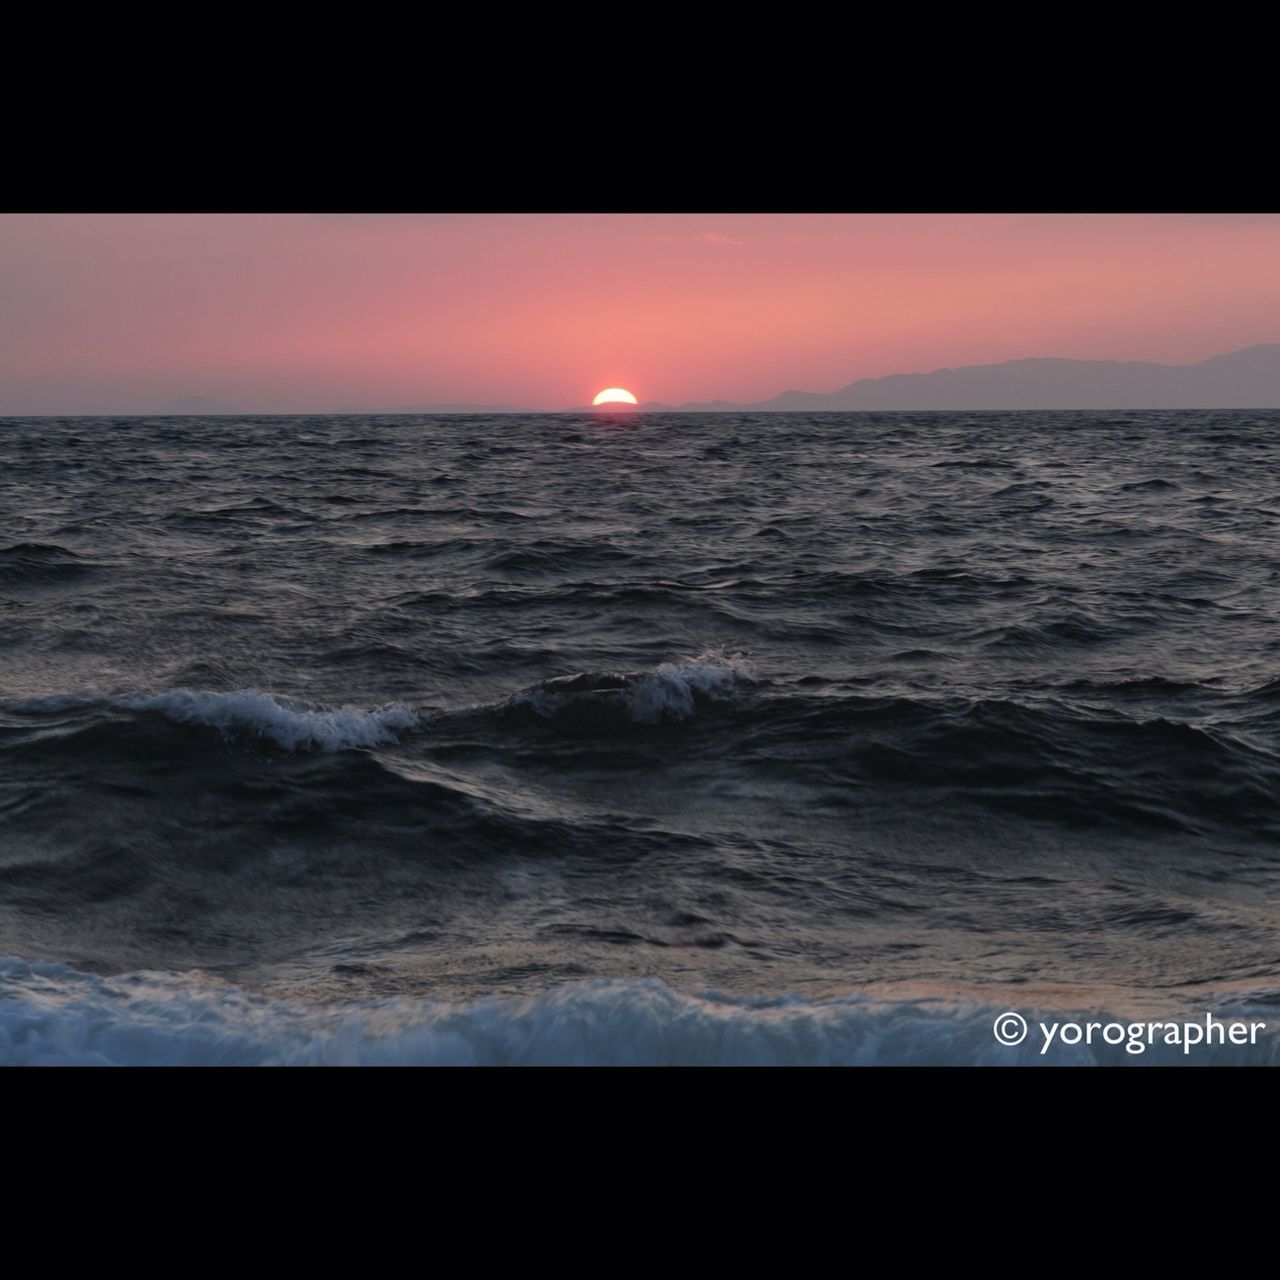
xmin=627 ymin=650 xmax=756 ymax=723
xmin=509 ymin=650 xmax=757 ymax=725
xmin=11 ymin=689 xmax=417 ymax=752
xmin=5 ymin=956 xmax=1272 ymax=1066
xmin=8 ymin=652 xmax=752 ymax=748
xmin=123 ymin=690 xmax=417 ymax=751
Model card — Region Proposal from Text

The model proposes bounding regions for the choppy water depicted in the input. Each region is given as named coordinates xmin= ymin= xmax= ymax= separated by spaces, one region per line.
xmin=3 ymin=410 xmax=1280 ymax=1065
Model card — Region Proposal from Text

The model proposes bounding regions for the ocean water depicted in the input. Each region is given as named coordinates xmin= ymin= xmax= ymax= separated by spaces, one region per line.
xmin=3 ymin=409 xmax=1280 ymax=1066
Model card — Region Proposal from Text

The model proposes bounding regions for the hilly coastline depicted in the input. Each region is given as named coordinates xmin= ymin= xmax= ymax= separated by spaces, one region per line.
xmin=642 ymin=344 xmax=1280 ymax=413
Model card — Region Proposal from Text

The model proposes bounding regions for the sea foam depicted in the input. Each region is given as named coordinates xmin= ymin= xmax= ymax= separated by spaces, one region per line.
xmin=9 ymin=689 xmax=417 ymax=752
xmin=4 ymin=957 xmax=1274 ymax=1066
xmin=507 ymin=649 xmax=756 ymax=725
xmin=628 ymin=651 xmax=756 ymax=722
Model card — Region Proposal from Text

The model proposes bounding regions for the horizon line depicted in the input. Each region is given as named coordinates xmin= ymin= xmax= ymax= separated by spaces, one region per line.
xmin=8 ymin=404 xmax=1280 ymax=420
xmin=6 ymin=341 xmax=1278 ymax=419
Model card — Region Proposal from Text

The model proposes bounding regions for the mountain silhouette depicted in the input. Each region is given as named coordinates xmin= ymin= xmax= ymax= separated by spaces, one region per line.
xmin=153 ymin=345 xmax=1280 ymax=416
xmin=667 ymin=345 xmax=1280 ymax=412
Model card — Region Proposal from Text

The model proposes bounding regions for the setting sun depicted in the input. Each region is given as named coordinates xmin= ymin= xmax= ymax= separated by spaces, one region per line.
xmin=592 ymin=387 xmax=639 ymax=406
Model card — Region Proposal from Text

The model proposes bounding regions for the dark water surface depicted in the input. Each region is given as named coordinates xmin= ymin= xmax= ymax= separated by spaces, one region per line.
xmin=3 ymin=410 xmax=1280 ymax=1064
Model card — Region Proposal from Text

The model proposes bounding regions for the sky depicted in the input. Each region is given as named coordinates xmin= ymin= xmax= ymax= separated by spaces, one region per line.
xmin=2 ymin=213 xmax=1278 ymax=414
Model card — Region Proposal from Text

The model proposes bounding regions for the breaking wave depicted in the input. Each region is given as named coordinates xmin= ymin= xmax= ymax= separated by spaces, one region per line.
xmin=8 ymin=689 xmax=418 ymax=752
xmin=504 ymin=649 xmax=756 ymax=725
xmin=3 ymin=651 xmax=756 ymax=754
xmin=4 ymin=956 xmax=1276 ymax=1066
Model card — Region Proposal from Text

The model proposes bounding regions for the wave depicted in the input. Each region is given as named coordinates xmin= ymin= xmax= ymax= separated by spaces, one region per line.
xmin=3 ymin=651 xmax=755 ymax=754
xmin=8 ymin=689 xmax=417 ymax=753
xmin=503 ymin=650 xmax=756 ymax=726
xmin=4 ymin=653 xmax=1277 ymax=838
xmin=3 ymin=957 xmax=1276 ymax=1066
xmin=0 ymin=542 xmax=94 ymax=587
xmin=362 ymin=537 xmax=637 ymax=575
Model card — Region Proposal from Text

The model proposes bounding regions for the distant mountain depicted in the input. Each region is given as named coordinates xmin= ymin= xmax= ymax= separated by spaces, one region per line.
xmin=160 ymin=395 xmax=239 ymax=414
xmin=663 ymin=399 xmax=742 ymax=412
xmin=686 ymin=345 xmax=1280 ymax=412
xmin=158 ymin=346 xmax=1280 ymax=417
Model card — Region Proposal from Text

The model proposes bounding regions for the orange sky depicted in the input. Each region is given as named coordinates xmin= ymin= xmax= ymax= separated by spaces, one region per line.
xmin=2 ymin=213 xmax=1278 ymax=413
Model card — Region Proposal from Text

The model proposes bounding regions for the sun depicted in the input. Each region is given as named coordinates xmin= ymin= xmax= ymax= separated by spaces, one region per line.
xmin=592 ymin=387 xmax=639 ymax=407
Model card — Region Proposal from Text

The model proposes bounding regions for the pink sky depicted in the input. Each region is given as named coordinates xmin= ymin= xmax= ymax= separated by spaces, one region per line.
xmin=2 ymin=213 xmax=1278 ymax=413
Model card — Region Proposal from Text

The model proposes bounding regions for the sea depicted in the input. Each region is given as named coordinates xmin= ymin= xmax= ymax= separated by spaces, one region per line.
xmin=3 ymin=409 xmax=1279 ymax=1065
